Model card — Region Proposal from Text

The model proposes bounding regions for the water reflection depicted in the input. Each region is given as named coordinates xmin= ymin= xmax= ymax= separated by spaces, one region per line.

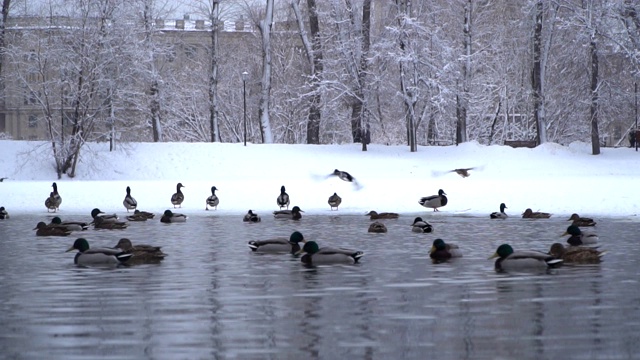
xmin=1 ymin=213 xmax=640 ymax=359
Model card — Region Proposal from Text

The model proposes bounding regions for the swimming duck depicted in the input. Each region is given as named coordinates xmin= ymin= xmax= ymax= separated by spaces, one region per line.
xmin=243 ymin=210 xmax=261 ymax=222
xmin=411 ymin=217 xmax=433 ymax=233
xmin=296 ymin=241 xmax=364 ymax=265
xmin=206 ymin=186 xmax=219 ymax=210
xmin=563 ymin=225 xmax=598 ymax=246
xmin=365 ymin=211 xmax=399 ymax=220
xmin=568 ymin=213 xmax=596 ymax=227
xmin=248 ymin=231 xmax=306 ymax=253
xmin=132 ymin=210 xmax=155 ymax=219
xmin=273 ymin=206 xmax=303 ymax=220
xmin=430 ymin=238 xmax=462 ymax=261
xmin=328 ymin=192 xmax=342 ymax=210
xmin=66 ymin=238 xmax=132 ymax=266
xmin=90 ymin=208 xmax=119 ymax=223
xmin=93 ymin=216 xmax=128 ymax=230
xmin=171 ymin=183 xmax=185 ymax=208
xmin=489 ymin=244 xmax=562 ymax=271
xmin=160 ymin=209 xmax=188 ymax=223
xmin=490 ymin=203 xmax=508 ymax=219
xmin=327 ymin=169 xmax=362 ymax=189
xmin=549 ymin=243 xmax=605 ymax=264
xmin=126 ymin=212 xmax=149 ymax=222
xmin=277 ymin=185 xmax=290 ymax=210
xmin=419 ymin=189 xmax=448 ymax=212
xmin=368 ymin=221 xmax=387 ymax=233
xmin=522 ymin=208 xmax=551 ymax=219
xmin=0 ymin=206 xmax=9 ymax=219
xmin=44 ymin=182 xmax=62 ymax=212
xmin=33 ymin=221 xmax=72 ymax=236
xmin=49 ymin=216 xmax=88 ymax=231
xmin=114 ymin=238 xmax=166 ymax=264
xmin=123 ymin=186 xmax=137 ymax=212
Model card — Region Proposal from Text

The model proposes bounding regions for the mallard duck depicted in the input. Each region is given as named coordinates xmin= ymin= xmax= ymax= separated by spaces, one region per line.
xmin=160 ymin=209 xmax=187 ymax=223
xmin=365 ymin=210 xmax=399 ymax=220
xmin=171 ymin=183 xmax=185 ymax=208
xmin=277 ymin=185 xmax=290 ymax=210
xmin=132 ymin=210 xmax=155 ymax=219
xmin=243 ymin=210 xmax=261 ymax=222
xmin=90 ymin=208 xmax=119 ymax=223
xmin=368 ymin=221 xmax=387 ymax=233
xmin=522 ymin=208 xmax=551 ymax=219
xmin=114 ymin=238 xmax=166 ymax=263
xmin=0 ymin=206 xmax=9 ymax=219
xmin=273 ymin=206 xmax=303 ymax=220
xmin=327 ymin=169 xmax=362 ymax=189
xmin=206 ymin=186 xmax=219 ymax=210
xmin=49 ymin=216 xmax=88 ymax=231
xmin=126 ymin=212 xmax=149 ymax=222
xmin=66 ymin=238 xmax=132 ymax=266
xmin=489 ymin=244 xmax=562 ymax=271
xmin=44 ymin=182 xmax=62 ymax=212
xmin=33 ymin=221 xmax=71 ymax=236
xmin=123 ymin=186 xmax=137 ymax=212
xmin=328 ymin=192 xmax=342 ymax=210
xmin=449 ymin=167 xmax=477 ymax=178
xmin=296 ymin=241 xmax=364 ymax=265
xmin=419 ymin=189 xmax=448 ymax=212
xmin=411 ymin=217 xmax=433 ymax=233
xmin=549 ymin=243 xmax=605 ymax=264
xmin=568 ymin=213 xmax=596 ymax=227
xmin=93 ymin=216 xmax=128 ymax=230
xmin=248 ymin=231 xmax=306 ymax=253
xmin=430 ymin=238 xmax=462 ymax=261
xmin=563 ymin=225 xmax=598 ymax=246
xmin=490 ymin=203 xmax=508 ymax=219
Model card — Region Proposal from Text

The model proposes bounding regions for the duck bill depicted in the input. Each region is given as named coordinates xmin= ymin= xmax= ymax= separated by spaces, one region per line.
xmin=488 ymin=252 xmax=499 ymax=260
xmin=65 ymin=246 xmax=76 ymax=253
xmin=294 ymin=249 xmax=306 ymax=256
xmin=561 ymin=231 xmax=569 ymax=237
xmin=430 ymin=245 xmax=436 ymax=254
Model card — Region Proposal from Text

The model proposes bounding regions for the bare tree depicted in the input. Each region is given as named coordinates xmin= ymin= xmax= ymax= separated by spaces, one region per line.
xmin=256 ymin=0 xmax=274 ymax=143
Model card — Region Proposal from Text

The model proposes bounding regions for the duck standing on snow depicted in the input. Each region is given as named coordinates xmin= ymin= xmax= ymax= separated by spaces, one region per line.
xmin=123 ymin=186 xmax=137 ymax=212
xmin=568 ymin=213 xmax=597 ymax=227
xmin=430 ymin=239 xmax=462 ymax=261
xmin=274 ymin=206 xmax=303 ymax=220
xmin=0 ymin=206 xmax=9 ymax=219
xmin=411 ymin=217 xmax=433 ymax=233
xmin=490 ymin=203 xmax=508 ymax=219
xmin=161 ymin=209 xmax=188 ymax=223
xmin=563 ymin=225 xmax=598 ymax=246
xmin=66 ymin=238 xmax=132 ymax=266
xmin=33 ymin=221 xmax=72 ymax=236
xmin=419 ymin=189 xmax=448 ymax=212
xmin=206 ymin=186 xmax=219 ymax=210
xmin=548 ymin=243 xmax=605 ymax=264
xmin=243 ymin=210 xmax=261 ymax=223
xmin=365 ymin=211 xmax=399 ymax=220
xmin=277 ymin=186 xmax=290 ymax=210
xmin=171 ymin=183 xmax=185 ymax=208
xmin=296 ymin=241 xmax=364 ymax=266
xmin=489 ymin=244 xmax=562 ymax=271
xmin=327 ymin=169 xmax=362 ymax=189
xmin=328 ymin=192 xmax=342 ymax=210
xmin=114 ymin=238 xmax=166 ymax=264
xmin=45 ymin=182 xmax=62 ymax=212
xmin=522 ymin=208 xmax=551 ymax=219
xmin=248 ymin=231 xmax=306 ymax=253
xmin=368 ymin=221 xmax=387 ymax=233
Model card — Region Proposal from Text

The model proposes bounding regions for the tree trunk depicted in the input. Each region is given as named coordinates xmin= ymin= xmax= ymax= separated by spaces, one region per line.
xmin=150 ymin=79 xmax=162 ymax=142
xmin=209 ymin=1 xmax=220 ymax=143
xmin=257 ymin=0 xmax=274 ymax=144
xmin=532 ymin=0 xmax=545 ymax=145
xmin=396 ymin=0 xmax=417 ymax=152
xmin=590 ymin=33 xmax=600 ymax=155
xmin=458 ymin=0 xmax=471 ymax=144
xmin=0 ymin=0 xmax=11 ymax=109
xmin=359 ymin=0 xmax=371 ymax=151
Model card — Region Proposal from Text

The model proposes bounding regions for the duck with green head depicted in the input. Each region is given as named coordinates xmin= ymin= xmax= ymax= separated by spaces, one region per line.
xmin=273 ymin=206 xmax=303 ymax=220
xmin=206 ymin=186 xmax=219 ymax=210
xmin=490 ymin=244 xmax=562 ymax=271
xmin=430 ymin=239 xmax=462 ymax=261
xmin=419 ymin=189 xmax=448 ymax=212
xmin=90 ymin=208 xmax=119 ymax=223
xmin=411 ymin=217 xmax=433 ymax=233
xmin=563 ymin=225 xmax=598 ymax=246
xmin=66 ymin=238 xmax=132 ymax=266
xmin=160 ymin=209 xmax=187 ymax=223
xmin=123 ymin=186 xmax=137 ymax=212
xmin=248 ymin=231 xmax=306 ymax=254
xmin=296 ymin=241 xmax=364 ymax=266
xmin=49 ymin=216 xmax=88 ymax=231
xmin=490 ymin=203 xmax=508 ymax=219
xmin=549 ymin=243 xmax=605 ymax=264
xmin=114 ymin=238 xmax=166 ymax=264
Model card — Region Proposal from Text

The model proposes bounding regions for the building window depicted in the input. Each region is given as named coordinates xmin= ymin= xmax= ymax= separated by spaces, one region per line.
xmin=28 ymin=114 xmax=38 ymax=128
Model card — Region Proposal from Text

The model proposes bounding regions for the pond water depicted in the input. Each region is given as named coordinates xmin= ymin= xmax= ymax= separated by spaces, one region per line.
xmin=1 ymin=212 xmax=639 ymax=359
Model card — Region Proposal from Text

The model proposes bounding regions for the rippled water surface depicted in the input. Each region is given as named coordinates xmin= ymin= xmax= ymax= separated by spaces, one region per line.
xmin=1 ymin=213 xmax=640 ymax=359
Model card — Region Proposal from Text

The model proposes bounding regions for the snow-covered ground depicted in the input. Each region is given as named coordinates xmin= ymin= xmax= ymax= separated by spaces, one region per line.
xmin=0 ymin=140 xmax=638 ymax=218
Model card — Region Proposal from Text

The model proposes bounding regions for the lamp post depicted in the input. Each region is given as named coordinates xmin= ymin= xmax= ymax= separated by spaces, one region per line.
xmin=242 ymin=71 xmax=248 ymax=146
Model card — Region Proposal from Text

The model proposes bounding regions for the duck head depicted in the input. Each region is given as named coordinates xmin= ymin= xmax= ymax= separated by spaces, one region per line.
xmin=66 ymin=238 xmax=90 ymax=253
xmin=489 ymin=244 xmax=514 ymax=259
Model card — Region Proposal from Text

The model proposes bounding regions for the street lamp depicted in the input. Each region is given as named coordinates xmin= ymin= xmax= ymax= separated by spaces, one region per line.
xmin=242 ymin=71 xmax=248 ymax=146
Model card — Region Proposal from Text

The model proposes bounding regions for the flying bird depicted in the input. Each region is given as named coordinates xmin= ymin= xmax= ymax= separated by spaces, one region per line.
xmin=327 ymin=169 xmax=362 ymax=190
xmin=432 ymin=166 xmax=484 ymax=178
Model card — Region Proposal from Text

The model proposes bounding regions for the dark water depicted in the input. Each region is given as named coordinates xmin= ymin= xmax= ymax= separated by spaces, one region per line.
xmin=1 ymin=213 xmax=639 ymax=360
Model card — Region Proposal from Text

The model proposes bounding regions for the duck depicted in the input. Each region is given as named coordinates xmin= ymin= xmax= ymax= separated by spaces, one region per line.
xmin=248 ymin=231 xmax=306 ymax=254
xmin=430 ymin=238 xmax=462 ymax=261
xmin=489 ymin=244 xmax=562 ymax=271
xmin=132 ymin=210 xmax=155 ymax=219
xmin=171 ymin=182 xmax=185 ymax=208
xmin=273 ymin=206 xmax=303 ymax=220
xmin=243 ymin=210 xmax=261 ymax=223
xmin=419 ymin=189 xmax=448 ymax=212
xmin=126 ymin=212 xmax=149 ymax=222
xmin=0 ymin=206 xmax=9 ymax=219
xmin=113 ymin=238 xmax=166 ymax=264
xmin=93 ymin=216 xmax=128 ymax=230
xmin=123 ymin=186 xmax=137 ymax=212
xmin=90 ymin=208 xmax=119 ymax=223
xmin=411 ymin=217 xmax=433 ymax=233
xmin=365 ymin=210 xmax=399 ymax=220
xmin=327 ymin=169 xmax=362 ymax=189
xmin=277 ymin=185 xmax=290 ymax=210
xmin=448 ymin=167 xmax=477 ymax=178
xmin=206 ymin=186 xmax=219 ymax=210
xmin=66 ymin=238 xmax=132 ymax=266
xmin=368 ymin=221 xmax=387 ymax=233
xmin=296 ymin=241 xmax=364 ymax=265
xmin=490 ymin=203 xmax=508 ymax=219
xmin=33 ymin=221 xmax=72 ymax=236
xmin=549 ymin=243 xmax=605 ymax=264
xmin=48 ymin=216 xmax=88 ymax=231
xmin=160 ymin=209 xmax=188 ymax=223
xmin=44 ymin=182 xmax=62 ymax=212
xmin=328 ymin=192 xmax=342 ymax=210
xmin=568 ymin=213 xmax=597 ymax=227
xmin=563 ymin=225 xmax=598 ymax=246
xmin=522 ymin=208 xmax=551 ymax=219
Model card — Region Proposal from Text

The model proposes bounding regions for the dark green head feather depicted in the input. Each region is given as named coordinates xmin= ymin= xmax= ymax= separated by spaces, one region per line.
xmin=495 ymin=244 xmax=514 ymax=258
xmin=432 ymin=238 xmax=447 ymax=251
xmin=302 ymin=241 xmax=320 ymax=254
xmin=290 ymin=231 xmax=304 ymax=244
